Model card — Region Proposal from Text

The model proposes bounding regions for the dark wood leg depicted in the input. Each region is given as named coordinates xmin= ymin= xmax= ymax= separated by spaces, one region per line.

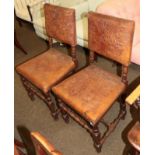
xmin=91 ymin=126 xmax=102 ymax=153
xmin=62 ymin=110 xmax=70 ymax=123
xmin=50 ymin=94 xmax=60 ymax=120
xmin=21 ymin=76 xmax=35 ymax=101
xmin=121 ymin=66 xmax=128 ymax=120
xmin=45 ymin=92 xmax=57 ymax=120
xmin=120 ymin=94 xmax=127 ymax=120
xmin=58 ymin=98 xmax=70 ymax=123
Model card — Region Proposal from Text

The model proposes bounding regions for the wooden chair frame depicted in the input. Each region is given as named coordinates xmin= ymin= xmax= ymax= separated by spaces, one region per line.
xmin=55 ymin=65 xmax=128 ymax=152
xmin=17 ymin=4 xmax=77 ymax=119
xmin=54 ymin=12 xmax=135 ymax=152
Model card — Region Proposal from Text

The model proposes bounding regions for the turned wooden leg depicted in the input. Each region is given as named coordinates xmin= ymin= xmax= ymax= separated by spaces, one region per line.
xmin=21 ymin=76 xmax=35 ymax=101
xmin=45 ymin=92 xmax=57 ymax=120
xmin=62 ymin=110 xmax=70 ymax=124
xmin=58 ymin=98 xmax=69 ymax=123
xmin=51 ymin=94 xmax=61 ymax=120
xmin=120 ymin=94 xmax=127 ymax=120
xmin=91 ymin=126 xmax=102 ymax=153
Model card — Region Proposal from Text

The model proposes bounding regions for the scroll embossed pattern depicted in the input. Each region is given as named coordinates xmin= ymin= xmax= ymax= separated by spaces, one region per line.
xmin=88 ymin=12 xmax=135 ymax=66
xmin=44 ymin=4 xmax=76 ymax=46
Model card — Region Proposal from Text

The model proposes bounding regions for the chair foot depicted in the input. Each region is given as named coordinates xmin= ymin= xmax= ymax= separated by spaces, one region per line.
xmin=51 ymin=113 xmax=59 ymax=120
xmin=91 ymin=126 xmax=102 ymax=152
xmin=94 ymin=144 xmax=102 ymax=153
xmin=62 ymin=112 xmax=70 ymax=123
xmin=28 ymin=91 xmax=35 ymax=101
xmin=51 ymin=110 xmax=59 ymax=121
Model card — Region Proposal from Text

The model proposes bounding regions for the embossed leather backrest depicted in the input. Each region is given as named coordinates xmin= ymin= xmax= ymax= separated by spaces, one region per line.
xmin=88 ymin=12 xmax=135 ymax=66
xmin=44 ymin=4 xmax=76 ymax=46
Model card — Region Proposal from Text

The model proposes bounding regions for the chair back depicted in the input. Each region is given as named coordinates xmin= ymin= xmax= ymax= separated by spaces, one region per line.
xmin=31 ymin=132 xmax=62 ymax=155
xmin=88 ymin=12 xmax=135 ymax=66
xmin=44 ymin=4 xmax=76 ymax=46
xmin=14 ymin=132 xmax=62 ymax=155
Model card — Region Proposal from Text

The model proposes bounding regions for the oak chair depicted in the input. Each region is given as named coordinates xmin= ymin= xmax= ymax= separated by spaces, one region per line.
xmin=52 ymin=12 xmax=135 ymax=152
xmin=15 ymin=132 xmax=62 ymax=155
xmin=16 ymin=4 xmax=77 ymax=119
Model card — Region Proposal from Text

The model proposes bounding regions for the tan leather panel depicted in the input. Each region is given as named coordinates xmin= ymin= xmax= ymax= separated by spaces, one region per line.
xmin=16 ymin=48 xmax=75 ymax=93
xmin=128 ymin=121 xmax=140 ymax=151
xmin=44 ymin=4 xmax=76 ymax=46
xmin=52 ymin=64 xmax=125 ymax=124
xmin=88 ymin=12 xmax=135 ymax=66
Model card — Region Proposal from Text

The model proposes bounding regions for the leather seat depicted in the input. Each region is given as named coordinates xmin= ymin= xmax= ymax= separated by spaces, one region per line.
xmin=16 ymin=4 xmax=77 ymax=119
xmin=51 ymin=12 xmax=135 ymax=152
xmin=53 ymin=64 xmax=125 ymax=125
xmin=16 ymin=48 xmax=75 ymax=93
